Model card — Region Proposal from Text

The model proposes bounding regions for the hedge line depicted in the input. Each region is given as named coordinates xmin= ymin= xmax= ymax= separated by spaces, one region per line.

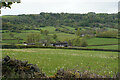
xmin=2 ymin=45 xmax=120 ymax=52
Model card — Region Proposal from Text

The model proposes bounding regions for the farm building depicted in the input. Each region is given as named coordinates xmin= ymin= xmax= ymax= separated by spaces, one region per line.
xmin=38 ymin=39 xmax=48 ymax=46
xmin=51 ymin=42 xmax=68 ymax=47
xmin=23 ymin=42 xmax=28 ymax=45
xmin=27 ymin=43 xmax=35 ymax=45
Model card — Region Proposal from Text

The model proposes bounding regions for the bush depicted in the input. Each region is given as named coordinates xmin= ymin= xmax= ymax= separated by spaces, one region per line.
xmin=80 ymin=39 xmax=88 ymax=47
xmin=83 ymin=34 xmax=92 ymax=39
xmin=72 ymin=37 xmax=88 ymax=47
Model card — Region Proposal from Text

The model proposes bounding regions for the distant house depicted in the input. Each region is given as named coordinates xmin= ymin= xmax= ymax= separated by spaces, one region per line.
xmin=23 ymin=42 xmax=35 ymax=45
xmin=38 ymin=39 xmax=48 ymax=46
xmin=23 ymin=40 xmax=48 ymax=46
xmin=51 ymin=42 xmax=68 ymax=47
xmin=23 ymin=42 xmax=28 ymax=45
xmin=81 ymin=34 xmax=85 ymax=37
xmin=27 ymin=43 xmax=35 ymax=45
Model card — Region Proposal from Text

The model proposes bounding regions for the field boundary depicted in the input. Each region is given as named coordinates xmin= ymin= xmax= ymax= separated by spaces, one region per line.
xmin=2 ymin=45 xmax=120 ymax=52
xmin=88 ymin=44 xmax=118 ymax=46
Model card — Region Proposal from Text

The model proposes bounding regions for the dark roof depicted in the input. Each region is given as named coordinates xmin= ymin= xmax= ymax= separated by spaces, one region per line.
xmin=51 ymin=42 xmax=68 ymax=45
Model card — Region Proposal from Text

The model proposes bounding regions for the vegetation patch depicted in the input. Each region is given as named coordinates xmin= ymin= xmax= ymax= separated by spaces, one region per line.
xmin=2 ymin=48 xmax=118 ymax=77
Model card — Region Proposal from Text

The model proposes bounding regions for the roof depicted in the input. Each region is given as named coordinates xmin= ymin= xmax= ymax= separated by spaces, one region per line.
xmin=51 ymin=42 xmax=68 ymax=45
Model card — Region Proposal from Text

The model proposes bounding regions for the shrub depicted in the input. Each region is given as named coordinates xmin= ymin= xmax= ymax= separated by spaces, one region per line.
xmin=80 ymin=39 xmax=88 ymax=47
xmin=72 ymin=37 xmax=88 ymax=47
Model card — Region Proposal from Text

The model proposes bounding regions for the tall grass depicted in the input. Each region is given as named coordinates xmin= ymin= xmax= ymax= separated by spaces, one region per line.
xmin=2 ymin=48 xmax=118 ymax=77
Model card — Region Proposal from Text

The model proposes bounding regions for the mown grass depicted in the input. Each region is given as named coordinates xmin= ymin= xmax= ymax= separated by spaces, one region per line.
xmin=2 ymin=48 xmax=118 ymax=77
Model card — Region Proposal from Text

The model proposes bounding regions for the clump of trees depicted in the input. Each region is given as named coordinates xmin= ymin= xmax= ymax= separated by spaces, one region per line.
xmin=75 ymin=28 xmax=81 ymax=36
xmin=55 ymin=26 xmax=74 ymax=34
xmin=26 ymin=31 xmax=54 ymax=46
xmin=52 ymin=34 xmax=57 ymax=40
xmin=68 ymin=37 xmax=88 ymax=47
xmin=40 ymin=29 xmax=49 ymax=36
xmin=27 ymin=33 xmax=41 ymax=44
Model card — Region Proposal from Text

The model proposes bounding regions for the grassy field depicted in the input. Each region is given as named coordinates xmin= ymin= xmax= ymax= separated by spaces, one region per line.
xmin=2 ymin=30 xmax=118 ymax=44
xmin=86 ymin=45 xmax=118 ymax=50
xmin=87 ymin=38 xmax=118 ymax=46
xmin=2 ymin=27 xmax=118 ymax=51
xmin=2 ymin=48 xmax=118 ymax=77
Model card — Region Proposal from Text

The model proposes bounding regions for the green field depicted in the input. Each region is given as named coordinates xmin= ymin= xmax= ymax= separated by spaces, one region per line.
xmin=2 ymin=48 xmax=118 ymax=77
xmin=2 ymin=28 xmax=76 ymax=42
xmin=2 ymin=30 xmax=118 ymax=44
xmin=86 ymin=45 xmax=118 ymax=50
xmin=2 ymin=27 xmax=119 ymax=51
xmin=87 ymin=38 xmax=118 ymax=46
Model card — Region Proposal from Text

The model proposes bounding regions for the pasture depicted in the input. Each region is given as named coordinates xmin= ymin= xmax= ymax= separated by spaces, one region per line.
xmin=87 ymin=38 xmax=118 ymax=46
xmin=86 ymin=45 xmax=118 ymax=50
xmin=2 ymin=29 xmax=118 ymax=45
xmin=2 ymin=48 xmax=118 ymax=77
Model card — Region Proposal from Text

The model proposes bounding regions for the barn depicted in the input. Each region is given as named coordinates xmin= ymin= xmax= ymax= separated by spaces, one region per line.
xmin=51 ymin=42 xmax=68 ymax=47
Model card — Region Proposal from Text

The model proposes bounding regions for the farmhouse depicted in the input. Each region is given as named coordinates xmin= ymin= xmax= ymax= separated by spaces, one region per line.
xmin=27 ymin=43 xmax=35 ymax=45
xmin=23 ymin=42 xmax=28 ymax=45
xmin=38 ymin=39 xmax=48 ymax=46
xmin=23 ymin=42 xmax=35 ymax=45
xmin=51 ymin=42 xmax=68 ymax=47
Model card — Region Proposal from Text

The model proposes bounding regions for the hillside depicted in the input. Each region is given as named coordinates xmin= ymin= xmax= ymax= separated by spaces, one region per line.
xmin=2 ymin=12 xmax=118 ymax=31
xmin=2 ymin=12 xmax=118 ymax=50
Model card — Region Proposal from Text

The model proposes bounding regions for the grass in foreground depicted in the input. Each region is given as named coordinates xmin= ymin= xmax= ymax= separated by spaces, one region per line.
xmin=2 ymin=48 xmax=118 ymax=77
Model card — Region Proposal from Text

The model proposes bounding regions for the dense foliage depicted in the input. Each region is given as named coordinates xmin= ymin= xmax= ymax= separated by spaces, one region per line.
xmin=2 ymin=12 xmax=118 ymax=31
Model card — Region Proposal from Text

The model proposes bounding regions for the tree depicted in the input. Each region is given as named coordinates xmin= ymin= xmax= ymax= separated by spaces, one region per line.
xmin=27 ymin=33 xmax=41 ymax=44
xmin=53 ymin=34 xmax=57 ymax=40
xmin=15 ymin=37 xmax=21 ymax=44
xmin=0 ymin=1 xmax=20 ymax=8
xmin=0 ymin=1 xmax=21 ymax=23
xmin=71 ymin=37 xmax=88 ymax=47
xmin=75 ymin=28 xmax=81 ymax=37
xmin=9 ymin=33 xmax=15 ymax=38
xmin=80 ymin=38 xmax=88 ymax=47
xmin=40 ymin=29 xmax=44 ymax=34
xmin=72 ymin=37 xmax=81 ymax=46
xmin=44 ymin=30 xmax=49 ymax=36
